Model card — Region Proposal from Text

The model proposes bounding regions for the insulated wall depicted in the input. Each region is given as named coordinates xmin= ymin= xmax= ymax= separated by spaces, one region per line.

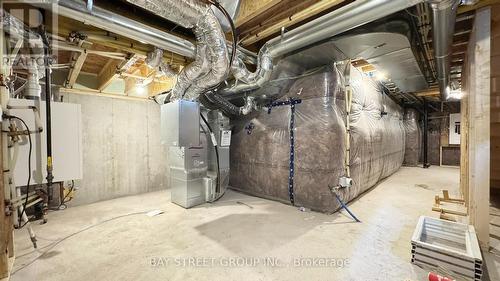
xmin=230 ymin=65 xmax=405 ymax=213
xmin=403 ymin=109 xmax=421 ymax=166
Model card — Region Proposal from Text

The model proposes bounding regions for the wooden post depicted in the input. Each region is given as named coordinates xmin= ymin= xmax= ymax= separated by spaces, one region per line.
xmin=464 ymin=7 xmax=491 ymax=249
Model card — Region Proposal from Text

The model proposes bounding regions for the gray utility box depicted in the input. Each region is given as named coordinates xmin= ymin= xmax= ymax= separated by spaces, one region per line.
xmin=169 ymin=146 xmax=207 ymax=208
xmin=161 ymin=100 xmax=200 ymax=147
xmin=161 ymin=100 xmax=207 ymax=208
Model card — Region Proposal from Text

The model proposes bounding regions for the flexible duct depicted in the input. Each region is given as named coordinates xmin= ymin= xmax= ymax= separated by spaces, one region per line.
xmin=203 ymin=93 xmax=256 ymax=116
xmin=145 ymin=48 xmax=177 ymax=77
xmin=127 ymin=0 xmax=229 ymax=100
xmin=428 ymin=0 xmax=460 ymax=100
xmin=224 ymin=0 xmax=458 ymax=102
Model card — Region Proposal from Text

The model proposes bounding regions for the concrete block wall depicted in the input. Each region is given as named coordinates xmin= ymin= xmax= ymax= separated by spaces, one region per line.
xmin=61 ymin=93 xmax=168 ymax=206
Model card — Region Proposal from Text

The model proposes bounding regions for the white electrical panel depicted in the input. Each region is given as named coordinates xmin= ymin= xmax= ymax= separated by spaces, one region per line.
xmin=220 ymin=130 xmax=231 ymax=147
xmin=449 ymin=113 xmax=461 ymax=145
xmin=8 ymin=99 xmax=83 ymax=186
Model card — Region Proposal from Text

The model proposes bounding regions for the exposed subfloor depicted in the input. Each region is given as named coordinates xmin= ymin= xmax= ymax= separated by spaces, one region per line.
xmin=9 ymin=166 xmax=498 ymax=280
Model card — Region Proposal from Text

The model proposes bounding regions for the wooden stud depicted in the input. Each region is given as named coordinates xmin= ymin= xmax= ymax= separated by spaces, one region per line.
xmin=435 ymin=190 xmax=466 ymax=205
xmin=66 ymin=51 xmax=88 ymax=88
xmin=59 ymin=87 xmax=150 ymax=101
xmin=463 ymin=7 xmax=491 ymax=248
xmin=432 ymin=206 xmax=468 ymax=217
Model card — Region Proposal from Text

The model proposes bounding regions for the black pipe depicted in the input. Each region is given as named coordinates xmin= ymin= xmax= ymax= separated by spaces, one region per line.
xmin=423 ymin=99 xmax=430 ymax=169
xmin=41 ymin=29 xmax=54 ymax=203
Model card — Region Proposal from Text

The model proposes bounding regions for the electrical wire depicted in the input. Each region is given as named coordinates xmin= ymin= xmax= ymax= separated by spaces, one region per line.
xmin=57 ymin=180 xmax=75 ymax=209
xmin=60 ymin=180 xmax=75 ymax=204
xmin=11 ymin=211 xmax=149 ymax=275
xmin=7 ymin=115 xmax=32 ymax=228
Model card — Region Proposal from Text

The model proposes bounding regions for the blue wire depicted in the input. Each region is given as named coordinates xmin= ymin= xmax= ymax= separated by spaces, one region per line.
xmin=334 ymin=192 xmax=361 ymax=222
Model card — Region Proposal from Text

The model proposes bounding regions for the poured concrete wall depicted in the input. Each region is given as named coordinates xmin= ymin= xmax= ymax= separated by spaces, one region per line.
xmin=61 ymin=93 xmax=168 ymax=206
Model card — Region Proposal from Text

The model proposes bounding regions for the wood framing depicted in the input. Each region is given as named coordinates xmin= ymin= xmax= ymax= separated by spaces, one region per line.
xmin=66 ymin=51 xmax=88 ymax=88
xmin=461 ymin=55 xmax=470 ymax=207
xmin=458 ymin=0 xmax=500 ymax=14
xmin=96 ymin=55 xmax=138 ymax=92
xmin=241 ymin=0 xmax=345 ymax=46
xmin=59 ymin=87 xmax=150 ymax=102
xmin=236 ymin=0 xmax=283 ymax=27
xmin=461 ymin=7 xmax=491 ymax=248
xmin=415 ymin=88 xmax=440 ymax=97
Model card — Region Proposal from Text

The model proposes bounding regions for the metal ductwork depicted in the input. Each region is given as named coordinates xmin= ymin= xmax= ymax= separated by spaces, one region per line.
xmin=25 ymin=0 xmax=457 ymax=104
xmin=428 ymin=0 xmax=460 ymax=100
xmin=126 ymin=0 xmax=229 ymax=100
xmin=224 ymin=0 xmax=459 ymax=102
xmin=223 ymin=0 xmax=423 ymax=95
xmin=30 ymin=0 xmax=196 ymax=58
xmin=146 ymin=48 xmax=177 ymax=77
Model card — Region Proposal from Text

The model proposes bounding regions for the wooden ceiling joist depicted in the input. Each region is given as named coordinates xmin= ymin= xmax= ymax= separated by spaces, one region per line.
xmin=415 ymin=87 xmax=440 ymax=97
xmin=236 ymin=0 xmax=284 ymax=27
xmin=66 ymin=51 xmax=88 ymax=88
xmin=60 ymin=87 xmax=149 ymax=101
xmin=240 ymin=0 xmax=345 ymax=46
xmin=96 ymin=54 xmax=139 ymax=91
xmin=458 ymin=0 xmax=500 ymax=14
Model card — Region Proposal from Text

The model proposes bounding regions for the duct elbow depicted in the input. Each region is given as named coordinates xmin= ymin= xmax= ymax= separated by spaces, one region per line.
xmin=240 ymin=96 xmax=256 ymax=115
xmin=127 ymin=0 xmax=229 ymax=100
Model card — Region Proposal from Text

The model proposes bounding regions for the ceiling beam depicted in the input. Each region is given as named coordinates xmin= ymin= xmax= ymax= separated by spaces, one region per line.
xmin=415 ymin=87 xmax=440 ymax=97
xmin=96 ymin=54 xmax=139 ymax=92
xmin=65 ymin=51 xmax=88 ymax=88
xmin=241 ymin=0 xmax=345 ymax=46
xmin=458 ymin=0 xmax=500 ymax=14
xmin=60 ymin=87 xmax=149 ymax=101
xmin=236 ymin=0 xmax=284 ymax=27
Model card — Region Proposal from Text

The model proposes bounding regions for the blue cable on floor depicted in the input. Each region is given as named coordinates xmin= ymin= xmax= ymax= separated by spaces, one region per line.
xmin=333 ymin=192 xmax=361 ymax=222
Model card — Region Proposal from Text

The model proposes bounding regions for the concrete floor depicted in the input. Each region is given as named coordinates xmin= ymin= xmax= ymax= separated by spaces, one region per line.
xmin=9 ymin=166 xmax=497 ymax=281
